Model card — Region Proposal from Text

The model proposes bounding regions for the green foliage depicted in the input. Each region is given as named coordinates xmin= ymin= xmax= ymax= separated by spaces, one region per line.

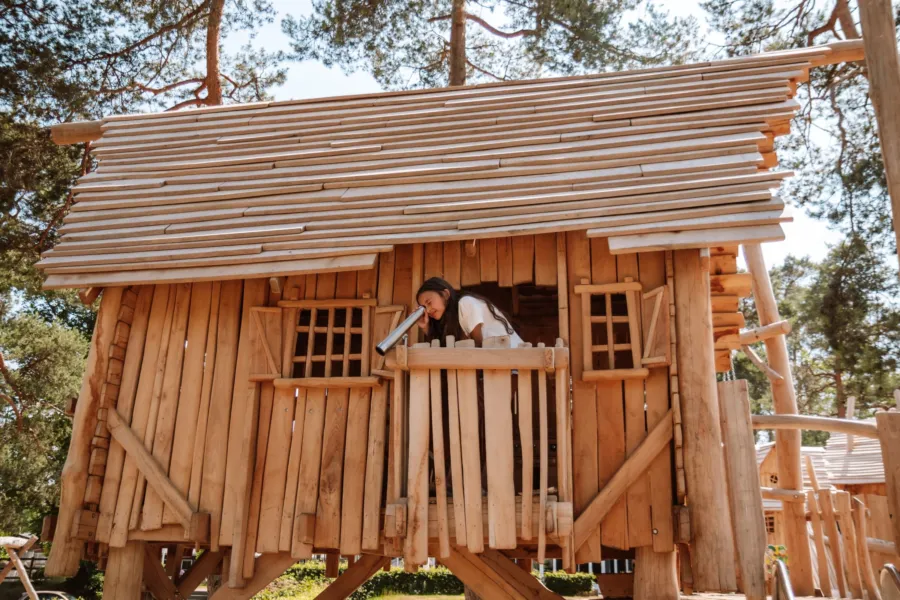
xmin=732 ymin=236 xmax=900 ymax=445
xmin=271 ymin=560 xmax=593 ymax=599
xmin=283 ymin=0 xmax=699 ymax=89
xmin=541 ymin=570 xmax=595 ymax=596
xmin=0 ymin=313 xmax=88 ymax=533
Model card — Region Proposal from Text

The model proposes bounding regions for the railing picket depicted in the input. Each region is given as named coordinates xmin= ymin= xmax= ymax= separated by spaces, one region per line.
xmin=405 ymin=352 xmax=431 ymax=567
xmin=482 ymin=336 xmax=517 ymax=550
xmin=444 ymin=337 xmax=468 ymax=548
xmin=429 ymin=340 xmax=451 ymax=558
xmin=517 ymin=360 xmax=534 ymax=541
xmin=537 ymin=364 xmax=549 ymax=564
xmin=456 ymin=339 xmax=484 ymax=553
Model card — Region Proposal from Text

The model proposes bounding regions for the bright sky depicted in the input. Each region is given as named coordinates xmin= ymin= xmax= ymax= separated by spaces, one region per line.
xmin=225 ymin=0 xmax=846 ymax=269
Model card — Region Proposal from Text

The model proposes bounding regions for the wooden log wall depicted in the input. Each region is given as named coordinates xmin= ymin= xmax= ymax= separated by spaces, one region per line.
xmin=49 ymin=236 xmax=570 ymax=586
xmin=564 ymin=231 xmax=674 ymax=561
xmin=709 ymin=245 xmax=752 ymax=372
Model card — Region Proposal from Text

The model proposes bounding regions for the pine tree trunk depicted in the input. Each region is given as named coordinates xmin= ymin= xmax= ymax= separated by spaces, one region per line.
xmin=205 ymin=0 xmax=226 ymax=105
xmin=448 ymin=0 xmax=466 ymax=85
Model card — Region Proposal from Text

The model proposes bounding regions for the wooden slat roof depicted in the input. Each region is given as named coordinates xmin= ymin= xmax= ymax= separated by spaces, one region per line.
xmin=41 ymin=42 xmax=863 ymax=288
xmin=822 ymin=424 xmax=885 ymax=485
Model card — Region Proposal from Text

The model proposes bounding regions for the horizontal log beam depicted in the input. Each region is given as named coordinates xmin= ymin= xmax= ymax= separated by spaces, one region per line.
xmin=573 ymin=409 xmax=673 ymax=550
xmin=818 ymin=533 xmax=897 ymax=556
xmin=50 ymin=120 xmax=104 ymax=145
xmin=751 ymin=414 xmax=879 ymax=438
xmin=273 ymin=376 xmax=381 ymax=389
xmin=387 ymin=346 xmax=568 ymax=372
xmin=739 ymin=319 xmax=791 ymax=344
xmin=760 ymin=486 xmax=805 ymax=502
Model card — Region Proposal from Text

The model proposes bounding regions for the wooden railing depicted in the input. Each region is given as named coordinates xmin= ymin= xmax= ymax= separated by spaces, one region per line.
xmin=385 ymin=338 xmax=573 ymax=567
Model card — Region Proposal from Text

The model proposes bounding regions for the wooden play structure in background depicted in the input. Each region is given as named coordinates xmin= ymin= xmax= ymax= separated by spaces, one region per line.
xmin=40 ymin=22 xmax=900 ymax=600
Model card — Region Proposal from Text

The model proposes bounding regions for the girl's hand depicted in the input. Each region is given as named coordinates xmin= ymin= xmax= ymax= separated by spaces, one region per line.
xmin=417 ymin=309 xmax=429 ymax=330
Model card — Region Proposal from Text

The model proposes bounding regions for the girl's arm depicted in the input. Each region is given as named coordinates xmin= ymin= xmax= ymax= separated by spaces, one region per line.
xmin=469 ymin=323 xmax=484 ymax=345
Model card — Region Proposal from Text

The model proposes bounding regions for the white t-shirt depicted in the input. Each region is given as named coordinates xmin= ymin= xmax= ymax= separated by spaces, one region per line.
xmin=457 ymin=296 xmax=524 ymax=347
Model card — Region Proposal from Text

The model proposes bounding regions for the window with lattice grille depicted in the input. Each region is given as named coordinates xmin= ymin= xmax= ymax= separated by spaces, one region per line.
xmin=765 ymin=514 xmax=776 ymax=534
xmin=286 ymin=300 xmax=374 ymax=378
xmin=575 ymin=277 xmax=670 ymax=381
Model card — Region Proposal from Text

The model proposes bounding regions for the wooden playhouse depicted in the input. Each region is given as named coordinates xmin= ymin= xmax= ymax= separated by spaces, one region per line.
xmin=42 ymin=39 xmax=900 ymax=600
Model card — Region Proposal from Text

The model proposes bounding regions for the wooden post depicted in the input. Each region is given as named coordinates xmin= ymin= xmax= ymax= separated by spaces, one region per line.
xmin=46 ymin=287 xmax=124 ymax=577
xmin=876 ymin=411 xmax=900 ymax=550
xmin=858 ymin=0 xmax=900 ymax=260
xmin=717 ymin=380 xmax=767 ymax=600
xmin=743 ymin=243 xmax=814 ymax=595
xmin=103 ymin=541 xmax=145 ymax=600
xmin=634 ymin=547 xmax=678 ymax=600
xmin=672 ymin=249 xmax=737 ymax=592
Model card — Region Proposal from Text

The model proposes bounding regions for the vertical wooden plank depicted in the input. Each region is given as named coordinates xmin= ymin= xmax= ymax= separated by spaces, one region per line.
xmin=717 ymin=380 xmax=766 ymax=600
xmin=356 ymin=259 xmax=377 ymax=300
xmin=279 ymin=388 xmax=307 ymax=552
xmin=533 ymin=233 xmax=557 ymax=287
xmin=361 ymin=383 xmax=389 ymax=551
xmin=316 ymin=272 xmax=337 ymax=300
xmin=48 ymin=286 xmax=124 ymax=573
xmin=393 ymin=245 xmax=414 ymax=311
xmin=315 ymin=386 xmax=351 ymax=550
xmin=455 ymin=340 xmax=483 ymax=553
xmin=875 ymin=411 xmax=900 ymax=551
xmin=461 ymin=240 xmax=480 ymax=287
xmin=109 ymin=285 xmax=172 ymax=548
xmin=591 ymin=237 xmax=627 ymax=550
xmin=220 ymin=278 xmax=266 ymax=548
xmin=443 ymin=241 xmax=461 ymax=289
xmin=517 ymin=368 xmax=534 ymax=541
xmin=409 ymin=243 xmax=424 ymax=345
xmin=424 ymin=242 xmax=443 ymax=280
xmin=818 ymin=489 xmax=847 ymax=597
xmin=512 ymin=235 xmax=535 ymax=285
xmin=240 ymin=382 xmax=273 ymax=580
xmin=429 ymin=345 xmax=451 ymax=558
xmin=405 ymin=364 xmax=431 ymax=566
xmin=340 ymin=387 xmax=371 ymax=555
xmin=102 ymin=541 xmax=145 ymax=599
xmin=556 ymin=233 xmax=569 ymax=345
xmin=806 ymin=490 xmax=832 ymax=597
xmin=480 ymin=238 xmax=498 ymax=283
xmin=482 ymin=348 xmax=516 ymax=549
xmin=188 ymin=282 xmax=222 ymax=510
xmin=291 ymin=387 xmax=327 ymax=559
xmin=852 ymin=496 xmax=882 ymax=600
xmin=335 ymin=270 xmax=357 ymax=299
xmin=673 ymin=249 xmax=737 ymax=591
xmin=572 ymin=381 xmax=601 ymax=562
xmin=143 ymin=282 xmax=192 ymax=529
xmin=567 ymin=232 xmax=590 ymax=382
xmin=836 ymin=491 xmax=864 ymax=598
xmin=617 ymin=252 xmax=652 ymax=549
xmin=198 ymin=280 xmax=243 ymax=552
xmin=129 ymin=285 xmax=178 ymax=532
xmin=257 ymin=385 xmax=296 ymax=553
xmin=639 ymin=251 xmax=674 ymax=553
xmin=97 ymin=286 xmax=155 ymax=544
xmin=164 ymin=282 xmax=213 ymax=525
xmin=555 ymin=359 xmax=575 ymax=572
xmin=537 ymin=367 xmax=549 ymax=564
xmin=444 ymin=339 xmax=467 ymax=548
xmin=497 ymin=238 xmax=513 ymax=288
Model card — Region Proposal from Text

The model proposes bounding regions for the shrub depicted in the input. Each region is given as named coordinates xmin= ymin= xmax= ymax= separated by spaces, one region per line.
xmin=541 ymin=570 xmax=595 ymax=596
xmin=280 ymin=559 xmax=596 ymax=598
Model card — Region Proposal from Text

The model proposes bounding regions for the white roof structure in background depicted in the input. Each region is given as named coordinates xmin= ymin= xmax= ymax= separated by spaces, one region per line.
xmin=822 ymin=420 xmax=885 ymax=486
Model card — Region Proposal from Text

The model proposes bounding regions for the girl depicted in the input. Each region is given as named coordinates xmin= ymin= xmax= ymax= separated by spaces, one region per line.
xmin=415 ymin=277 xmax=524 ymax=347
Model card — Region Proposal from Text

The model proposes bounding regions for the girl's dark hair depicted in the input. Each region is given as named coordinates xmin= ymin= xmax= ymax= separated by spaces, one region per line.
xmin=416 ymin=277 xmax=515 ymax=343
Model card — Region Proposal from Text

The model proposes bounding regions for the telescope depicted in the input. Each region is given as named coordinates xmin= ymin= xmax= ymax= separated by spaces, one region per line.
xmin=376 ymin=305 xmax=426 ymax=356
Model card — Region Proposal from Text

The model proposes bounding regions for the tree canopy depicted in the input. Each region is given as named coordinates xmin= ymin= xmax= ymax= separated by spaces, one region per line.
xmin=283 ymin=0 xmax=699 ymax=88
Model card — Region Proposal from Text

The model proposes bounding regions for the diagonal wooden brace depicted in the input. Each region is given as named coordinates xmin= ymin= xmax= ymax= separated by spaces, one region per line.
xmin=573 ymin=409 xmax=673 ymax=551
xmin=106 ymin=408 xmax=209 ymax=543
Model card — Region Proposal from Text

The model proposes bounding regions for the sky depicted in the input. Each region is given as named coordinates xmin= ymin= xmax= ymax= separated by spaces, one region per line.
xmin=224 ymin=0 xmax=847 ymax=269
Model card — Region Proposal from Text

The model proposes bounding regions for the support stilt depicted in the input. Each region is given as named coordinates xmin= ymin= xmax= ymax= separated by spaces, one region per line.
xmin=103 ymin=541 xmax=145 ymax=600
xmin=634 ymin=547 xmax=679 ymax=600
xmin=744 ymin=243 xmax=815 ymax=596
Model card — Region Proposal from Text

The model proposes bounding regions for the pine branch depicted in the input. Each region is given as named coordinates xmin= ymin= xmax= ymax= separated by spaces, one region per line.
xmin=429 ymin=13 xmax=537 ymax=38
